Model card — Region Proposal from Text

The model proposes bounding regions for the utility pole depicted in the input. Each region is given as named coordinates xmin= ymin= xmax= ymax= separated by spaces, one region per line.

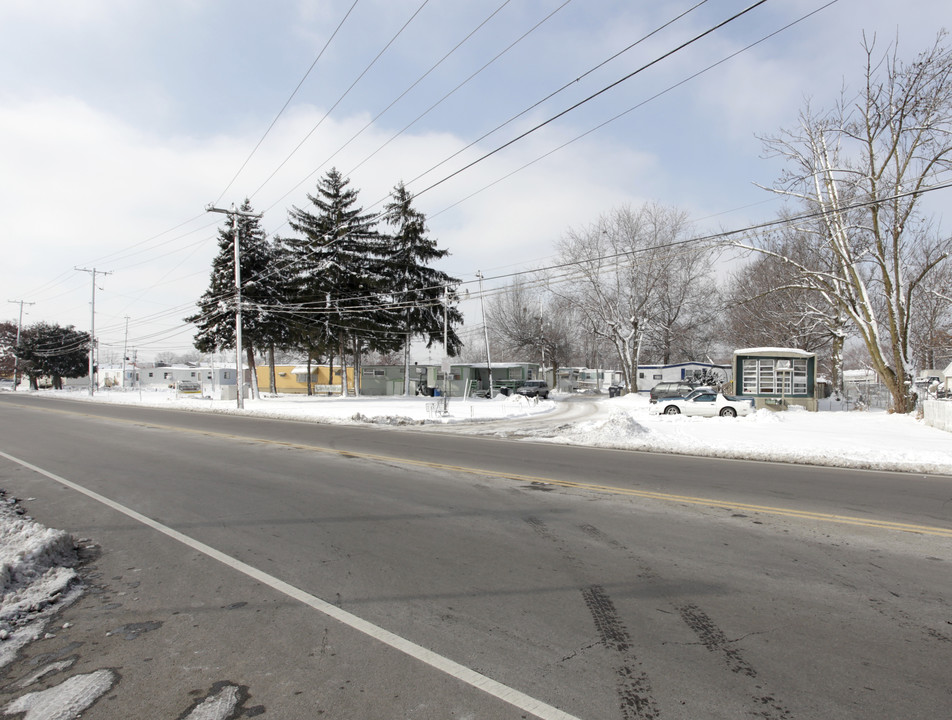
xmin=132 ymin=348 xmax=140 ymax=399
xmin=476 ymin=271 xmax=493 ymax=397
xmin=121 ymin=316 xmax=130 ymax=389
xmin=7 ymin=299 xmax=34 ymax=391
xmin=442 ymin=285 xmax=450 ymax=414
xmin=205 ymin=203 xmax=263 ymax=410
xmin=539 ymin=294 xmax=546 ymax=384
xmin=75 ymin=267 xmax=112 ymax=397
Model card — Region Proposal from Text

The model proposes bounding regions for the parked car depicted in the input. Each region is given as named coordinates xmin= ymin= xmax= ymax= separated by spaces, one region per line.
xmin=649 ymin=381 xmax=696 ymax=403
xmin=514 ymin=380 xmax=550 ymax=399
xmin=653 ymin=391 xmax=755 ymax=418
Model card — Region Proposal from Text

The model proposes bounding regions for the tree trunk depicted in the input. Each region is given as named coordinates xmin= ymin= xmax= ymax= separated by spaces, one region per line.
xmin=339 ymin=335 xmax=348 ymax=397
xmin=831 ymin=334 xmax=844 ymax=395
xmin=351 ymin=335 xmax=361 ymax=397
xmin=268 ymin=345 xmax=276 ymax=395
xmin=306 ymin=355 xmax=313 ymax=396
xmin=246 ymin=346 xmax=259 ymax=400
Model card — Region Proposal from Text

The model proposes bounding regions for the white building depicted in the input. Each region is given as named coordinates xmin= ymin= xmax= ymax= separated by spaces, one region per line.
xmin=135 ymin=365 xmax=236 ymax=390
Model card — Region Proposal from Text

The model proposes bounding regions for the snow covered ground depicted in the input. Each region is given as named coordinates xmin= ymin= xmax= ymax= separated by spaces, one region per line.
xmin=0 ymin=387 xmax=950 ymax=717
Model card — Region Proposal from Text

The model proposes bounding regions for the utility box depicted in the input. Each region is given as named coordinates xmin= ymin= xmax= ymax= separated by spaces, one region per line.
xmin=219 ymin=384 xmax=249 ymax=401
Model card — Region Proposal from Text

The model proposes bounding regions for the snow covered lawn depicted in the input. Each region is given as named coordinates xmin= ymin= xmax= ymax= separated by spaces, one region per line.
xmin=544 ymin=394 xmax=952 ymax=475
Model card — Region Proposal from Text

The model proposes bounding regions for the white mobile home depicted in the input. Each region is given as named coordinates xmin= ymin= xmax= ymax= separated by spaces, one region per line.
xmin=635 ymin=362 xmax=731 ymax=393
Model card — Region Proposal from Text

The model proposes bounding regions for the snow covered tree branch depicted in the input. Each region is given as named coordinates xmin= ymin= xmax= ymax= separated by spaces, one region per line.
xmin=741 ymin=32 xmax=952 ymax=412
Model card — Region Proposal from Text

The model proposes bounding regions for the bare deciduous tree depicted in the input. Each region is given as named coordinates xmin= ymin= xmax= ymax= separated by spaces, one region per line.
xmin=726 ymin=222 xmax=852 ymax=390
xmin=554 ymin=203 xmax=716 ymax=391
xmin=908 ymin=257 xmax=952 ymax=369
xmin=741 ymin=32 xmax=952 ymax=412
xmin=484 ymin=277 xmax=579 ymax=379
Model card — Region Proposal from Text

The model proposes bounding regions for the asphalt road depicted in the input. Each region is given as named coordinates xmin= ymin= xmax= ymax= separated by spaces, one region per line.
xmin=0 ymin=393 xmax=949 ymax=719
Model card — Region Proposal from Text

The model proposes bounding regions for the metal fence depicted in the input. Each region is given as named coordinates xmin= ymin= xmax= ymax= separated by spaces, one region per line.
xmin=844 ymin=381 xmax=890 ymax=410
xmin=818 ymin=381 xmax=891 ymax=411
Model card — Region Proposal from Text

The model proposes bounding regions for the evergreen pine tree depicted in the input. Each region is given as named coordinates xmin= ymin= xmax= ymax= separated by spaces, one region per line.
xmin=186 ymin=199 xmax=280 ymax=398
xmin=382 ymin=182 xmax=463 ymax=395
xmin=282 ymin=168 xmax=389 ymax=396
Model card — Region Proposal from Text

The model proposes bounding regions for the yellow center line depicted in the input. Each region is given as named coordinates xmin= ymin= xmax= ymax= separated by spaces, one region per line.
xmin=8 ymin=401 xmax=952 ymax=539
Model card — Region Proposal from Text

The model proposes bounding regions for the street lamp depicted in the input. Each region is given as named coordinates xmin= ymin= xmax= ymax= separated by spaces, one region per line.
xmin=205 ymin=203 xmax=263 ymax=410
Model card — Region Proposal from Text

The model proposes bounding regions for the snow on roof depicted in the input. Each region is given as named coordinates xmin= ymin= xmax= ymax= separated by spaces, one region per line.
xmin=464 ymin=362 xmax=536 ymax=369
xmin=733 ymin=347 xmax=816 ymax=357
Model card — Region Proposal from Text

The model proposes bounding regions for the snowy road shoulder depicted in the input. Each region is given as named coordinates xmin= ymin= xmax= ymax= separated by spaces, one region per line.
xmin=7 ymin=387 xmax=952 ymax=475
xmin=522 ymin=405 xmax=952 ymax=474
xmin=0 ymin=491 xmax=83 ymax=671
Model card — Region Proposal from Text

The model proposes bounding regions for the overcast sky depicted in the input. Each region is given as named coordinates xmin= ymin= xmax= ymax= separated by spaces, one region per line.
xmin=1 ymin=0 xmax=948 ymax=362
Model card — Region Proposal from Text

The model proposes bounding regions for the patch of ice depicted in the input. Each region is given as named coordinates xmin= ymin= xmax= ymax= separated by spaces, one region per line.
xmin=2 ymin=668 xmax=116 ymax=720
xmin=183 ymin=684 xmax=240 ymax=720
xmin=15 ymin=659 xmax=76 ymax=690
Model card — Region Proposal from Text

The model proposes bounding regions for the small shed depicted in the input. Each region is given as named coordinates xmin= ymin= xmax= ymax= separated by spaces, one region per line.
xmin=732 ymin=347 xmax=818 ymax=411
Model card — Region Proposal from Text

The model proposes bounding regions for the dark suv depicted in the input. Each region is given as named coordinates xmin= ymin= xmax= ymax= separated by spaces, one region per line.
xmin=649 ymin=381 xmax=695 ymax=403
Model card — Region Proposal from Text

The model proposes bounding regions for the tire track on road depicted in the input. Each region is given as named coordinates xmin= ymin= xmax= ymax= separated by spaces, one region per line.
xmin=575 ymin=521 xmax=795 ymax=719
xmin=582 ymin=585 xmax=661 ymax=720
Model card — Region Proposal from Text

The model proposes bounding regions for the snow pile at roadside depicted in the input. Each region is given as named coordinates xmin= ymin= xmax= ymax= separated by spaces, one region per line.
xmin=0 ymin=492 xmax=83 ymax=668
xmin=543 ymin=395 xmax=952 ymax=474
xmin=558 ymin=409 xmax=657 ymax=444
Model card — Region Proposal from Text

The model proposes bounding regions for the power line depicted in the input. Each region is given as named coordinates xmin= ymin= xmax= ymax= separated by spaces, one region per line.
xmin=125 ymin=170 xmax=952 ymax=356
xmin=342 ymin=0 xmax=574 ymax=181
xmin=16 ymin=0 xmax=857 ymax=359
xmin=240 ymin=176 xmax=952 ymax=320
xmin=427 ymin=0 xmax=841 ymax=220
xmin=412 ymin=0 xmax=773 ymax=198
xmin=258 ymin=0 xmax=515 ymax=214
xmin=250 ymin=0 xmax=431 ymax=201
xmin=19 ymin=2 xmax=717 ymax=336
xmin=392 ymin=0 xmax=711 ymax=195
xmin=214 ymin=0 xmax=362 ymax=204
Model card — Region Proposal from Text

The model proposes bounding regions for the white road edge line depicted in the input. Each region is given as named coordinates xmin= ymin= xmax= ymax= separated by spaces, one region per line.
xmin=0 ymin=450 xmax=581 ymax=720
